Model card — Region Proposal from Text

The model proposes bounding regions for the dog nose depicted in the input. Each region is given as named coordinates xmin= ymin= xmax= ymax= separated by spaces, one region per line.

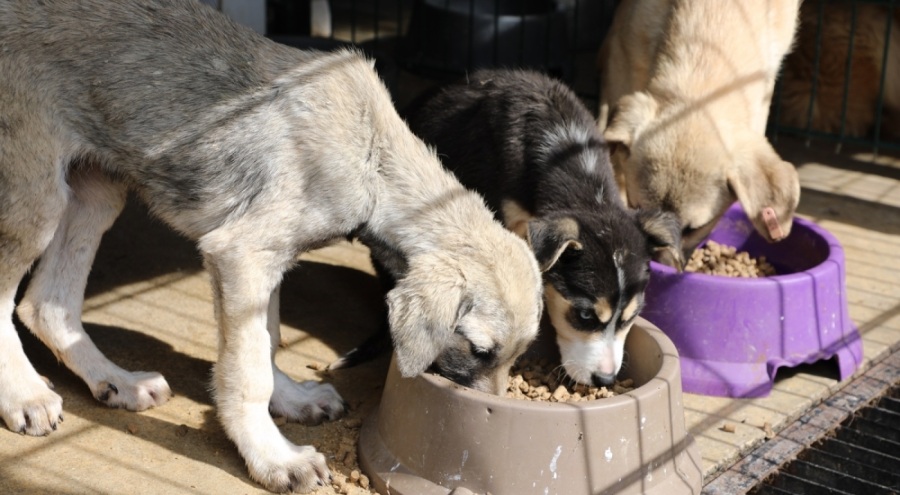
xmin=591 ymin=372 xmax=616 ymax=388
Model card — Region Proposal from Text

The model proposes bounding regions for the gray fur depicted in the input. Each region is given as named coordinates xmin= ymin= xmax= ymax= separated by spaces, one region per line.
xmin=0 ymin=1 xmax=542 ymax=492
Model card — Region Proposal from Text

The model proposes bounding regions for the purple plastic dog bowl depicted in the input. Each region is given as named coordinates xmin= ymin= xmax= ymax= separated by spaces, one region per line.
xmin=641 ymin=203 xmax=863 ymax=398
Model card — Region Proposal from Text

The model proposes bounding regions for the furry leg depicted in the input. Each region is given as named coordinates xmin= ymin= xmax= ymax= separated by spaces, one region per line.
xmin=0 ymin=299 xmax=64 ymax=436
xmin=0 ymin=143 xmax=68 ymax=435
xmin=267 ymin=285 xmax=345 ymax=424
xmin=203 ymin=239 xmax=341 ymax=493
xmin=16 ymin=169 xmax=171 ymax=411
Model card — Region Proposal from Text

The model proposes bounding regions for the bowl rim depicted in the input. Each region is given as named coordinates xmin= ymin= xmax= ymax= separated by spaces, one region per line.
xmin=406 ymin=319 xmax=682 ymax=412
xmin=652 ymin=213 xmax=844 ymax=283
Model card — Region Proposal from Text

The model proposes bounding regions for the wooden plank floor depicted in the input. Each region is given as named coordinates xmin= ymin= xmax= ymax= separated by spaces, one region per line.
xmin=0 ymin=132 xmax=896 ymax=494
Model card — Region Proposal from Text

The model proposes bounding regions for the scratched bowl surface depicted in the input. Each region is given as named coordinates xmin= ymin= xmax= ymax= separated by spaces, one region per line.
xmin=358 ymin=318 xmax=702 ymax=495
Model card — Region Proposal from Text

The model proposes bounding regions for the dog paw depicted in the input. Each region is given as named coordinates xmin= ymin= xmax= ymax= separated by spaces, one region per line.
xmin=249 ymin=444 xmax=332 ymax=493
xmin=91 ymin=371 xmax=172 ymax=411
xmin=270 ymin=371 xmax=345 ymax=426
xmin=0 ymin=373 xmax=64 ymax=436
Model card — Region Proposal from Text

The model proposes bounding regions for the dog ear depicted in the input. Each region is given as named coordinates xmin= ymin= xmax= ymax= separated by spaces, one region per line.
xmin=603 ymin=91 xmax=658 ymax=158
xmin=386 ymin=256 xmax=472 ymax=377
xmin=636 ymin=208 xmax=685 ymax=271
xmin=526 ymin=217 xmax=583 ymax=272
xmin=728 ymin=140 xmax=801 ymax=242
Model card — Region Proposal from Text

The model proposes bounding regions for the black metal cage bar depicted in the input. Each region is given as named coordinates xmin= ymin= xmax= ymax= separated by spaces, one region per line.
xmin=267 ymin=0 xmax=900 ymax=156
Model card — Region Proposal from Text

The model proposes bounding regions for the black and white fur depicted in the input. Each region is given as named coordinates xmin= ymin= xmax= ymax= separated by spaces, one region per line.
xmin=402 ymin=69 xmax=683 ymax=387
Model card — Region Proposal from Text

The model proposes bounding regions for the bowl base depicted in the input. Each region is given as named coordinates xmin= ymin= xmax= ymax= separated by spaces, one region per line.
xmin=644 ymin=203 xmax=864 ymax=398
xmin=359 ymin=409 xmax=451 ymax=495
xmin=676 ymin=330 xmax=863 ymax=398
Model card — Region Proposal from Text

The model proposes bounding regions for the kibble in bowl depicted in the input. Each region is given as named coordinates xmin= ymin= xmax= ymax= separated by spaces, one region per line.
xmin=505 ymin=357 xmax=634 ymax=402
xmin=685 ymin=240 xmax=777 ymax=277
xmin=642 ymin=203 xmax=863 ymax=398
xmin=358 ymin=318 xmax=703 ymax=495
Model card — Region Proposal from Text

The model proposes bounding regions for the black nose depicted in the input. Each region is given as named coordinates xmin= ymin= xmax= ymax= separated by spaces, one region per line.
xmin=592 ymin=373 xmax=616 ymax=388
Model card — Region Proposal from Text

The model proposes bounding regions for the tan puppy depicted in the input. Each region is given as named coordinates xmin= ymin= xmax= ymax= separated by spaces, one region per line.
xmin=0 ymin=0 xmax=542 ymax=492
xmin=599 ymin=0 xmax=803 ymax=251
xmin=777 ymin=2 xmax=900 ymax=139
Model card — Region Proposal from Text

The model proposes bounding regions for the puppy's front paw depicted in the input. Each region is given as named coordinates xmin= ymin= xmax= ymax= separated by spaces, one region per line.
xmin=0 ymin=373 xmax=64 ymax=436
xmin=270 ymin=371 xmax=345 ymax=425
xmin=249 ymin=444 xmax=331 ymax=493
xmin=91 ymin=370 xmax=171 ymax=411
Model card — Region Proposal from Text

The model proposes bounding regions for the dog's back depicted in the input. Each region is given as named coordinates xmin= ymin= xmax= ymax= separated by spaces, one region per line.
xmin=599 ymin=0 xmax=802 ymax=250
xmin=405 ymin=70 xmax=623 ymax=215
xmin=601 ymin=0 xmax=800 ymax=134
xmin=0 ymin=0 xmax=300 ymax=136
xmin=1 ymin=0 xmax=393 ymax=240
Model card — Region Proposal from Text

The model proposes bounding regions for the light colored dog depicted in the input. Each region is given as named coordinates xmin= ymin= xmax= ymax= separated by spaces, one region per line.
xmin=598 ymin=0 xmax=803 ymax=252
xmin=777 ymin=1 xmax=900 ymax=140
xmin=0 ymin=0 xmax=543 ymax=492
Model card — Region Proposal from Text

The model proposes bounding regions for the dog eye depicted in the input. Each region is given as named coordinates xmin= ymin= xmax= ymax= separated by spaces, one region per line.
xmin=577 ymin=308 xmax=595 ymax=322
xmin=469 ymin=341 xmax=495 ymax=361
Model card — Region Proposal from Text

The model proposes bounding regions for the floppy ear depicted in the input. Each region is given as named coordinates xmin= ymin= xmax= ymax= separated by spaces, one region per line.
xmin=603 ymin=91 xmax=659 ymax=159
xmin=386 ymin=257 xmax=472 ymax=377
xmin=603 ymin=92 xmax=658 ymax=204
xmin=636 ymin=208 xmax=685 ymax=271
xmin=526 ymin=217 xmax=583 ymax=272
xmin=727 ymin=139 xmax=801 ymax=242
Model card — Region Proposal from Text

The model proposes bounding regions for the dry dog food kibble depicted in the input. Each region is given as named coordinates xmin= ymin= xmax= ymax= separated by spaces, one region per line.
xmin=506 ymin=358 xmax=634 ymax=402
xmin=286 ymin=415 xmax=375 ymax=495
xmin=685 ymin=240 xmax=777 ymax=277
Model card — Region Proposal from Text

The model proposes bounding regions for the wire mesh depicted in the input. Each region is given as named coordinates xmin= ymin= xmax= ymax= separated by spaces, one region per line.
xmin=267 ymin=0 xmax=900 ymax=156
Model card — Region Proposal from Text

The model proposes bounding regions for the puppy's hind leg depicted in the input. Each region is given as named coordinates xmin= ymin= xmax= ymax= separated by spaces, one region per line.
xmin=16 ymin=168 xmax=172 ymax=411
xmin=266 ymin=285 xmax=345 ymax=424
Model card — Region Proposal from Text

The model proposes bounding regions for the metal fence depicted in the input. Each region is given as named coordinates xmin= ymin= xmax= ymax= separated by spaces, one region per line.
xmin=770 ymin=0 xmax=899 ymax=155
xmin=266 ymin=0 xmax=900 ymax=155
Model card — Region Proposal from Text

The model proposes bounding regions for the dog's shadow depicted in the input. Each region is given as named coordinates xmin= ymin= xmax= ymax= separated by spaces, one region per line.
xmin=82 ymin=196 xmax=389 ymax=373
xmin=14 ymin=197 xmax=391 ymax=487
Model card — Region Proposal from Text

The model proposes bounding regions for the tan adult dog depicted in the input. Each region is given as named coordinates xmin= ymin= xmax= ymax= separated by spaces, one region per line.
xmin=599 ymin=0 xmax=803 ymax=252
xmin=0 ymin=0 xmax=542 ymax=492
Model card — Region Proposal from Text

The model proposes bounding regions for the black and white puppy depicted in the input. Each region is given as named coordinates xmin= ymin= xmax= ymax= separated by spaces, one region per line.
xmin=402 ymin=69 xmax=683 ymax=387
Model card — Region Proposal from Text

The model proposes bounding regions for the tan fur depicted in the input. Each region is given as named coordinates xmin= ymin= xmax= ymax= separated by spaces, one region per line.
xmin=501 ymin=199 xmax=533 ymax=239
xmin=621 ymin=296 xmax=641 ymax=323
xmin=599 ymin=0 xmax=802 ymax=249
xmin=777 ymin=2 xmax=900 ymax=139
xmin=0 ymin=1 xmax=543 ymax=492
xmin=594 ymin=298 xmax=613 ymax=324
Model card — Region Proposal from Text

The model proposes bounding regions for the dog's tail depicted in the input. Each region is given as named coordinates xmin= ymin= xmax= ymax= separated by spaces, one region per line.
xmin=327 ymin=328 xmax=392 ymax=370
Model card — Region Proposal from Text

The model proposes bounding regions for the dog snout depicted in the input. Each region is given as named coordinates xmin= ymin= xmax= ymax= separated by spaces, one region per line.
xmin=466 ymin=372 xmax=506 ymax=396
xmin=486 ymin=363 xmax=515 ymax=396
xmin=681 ymin=218 xmax=720 ymax=254
xmin=592 ymin=372 xmax=617 ymax=388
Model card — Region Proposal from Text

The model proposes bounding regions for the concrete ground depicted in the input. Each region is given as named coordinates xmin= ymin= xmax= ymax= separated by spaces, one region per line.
xmin=0 ymin=133 xmax=898 ymax=494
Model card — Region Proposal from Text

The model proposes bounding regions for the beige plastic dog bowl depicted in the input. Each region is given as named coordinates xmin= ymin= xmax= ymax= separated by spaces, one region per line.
xmin=359 ymin=318 xmax=702 ymax=495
